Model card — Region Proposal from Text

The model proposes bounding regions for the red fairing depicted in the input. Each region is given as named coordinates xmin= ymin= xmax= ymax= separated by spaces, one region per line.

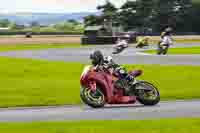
xmin=80 ymin=65 xmax=137 ymax=104
xmin=81 ymin=67 xmax=114 ymax=103
xmin=80 ymin=66 xmax=92 ymax=88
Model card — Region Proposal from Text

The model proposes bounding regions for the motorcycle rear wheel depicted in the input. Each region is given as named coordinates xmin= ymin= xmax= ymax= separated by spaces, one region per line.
xmin=80 ymin=86 xmax=105 ymax=108
xmin=135 ymin=81 xmax=160 ymax=106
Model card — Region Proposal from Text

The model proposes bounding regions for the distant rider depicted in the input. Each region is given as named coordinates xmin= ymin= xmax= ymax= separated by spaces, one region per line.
xmin=157 ymin=27 xmax=173 ymax=55
xmin=115 ymin=34 xmax=130 ymax=48
xmin=136 ymin=36 xmax=150 ymax=48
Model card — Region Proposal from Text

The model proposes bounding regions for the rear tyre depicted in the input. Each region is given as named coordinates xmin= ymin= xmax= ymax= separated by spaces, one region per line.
xmin=80 ymin=86 xmax=105 ymax=108
xmin=135 ymin=81 xmax=160 ymax=106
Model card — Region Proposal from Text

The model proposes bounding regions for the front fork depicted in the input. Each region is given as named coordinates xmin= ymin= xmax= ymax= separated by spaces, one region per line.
xmin=89 ymin=81 xmax=97 ymax=92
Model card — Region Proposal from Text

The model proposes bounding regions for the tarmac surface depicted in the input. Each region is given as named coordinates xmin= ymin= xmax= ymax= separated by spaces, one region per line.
xmin=0 ymin=43 xmax=199 ymax=65
xmin=0 ymin=100 xmax=200 ymax=122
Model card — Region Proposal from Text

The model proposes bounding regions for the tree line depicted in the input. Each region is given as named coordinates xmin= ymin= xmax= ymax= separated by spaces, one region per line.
xmin=84 ymin=0 xmax=200 ymax=33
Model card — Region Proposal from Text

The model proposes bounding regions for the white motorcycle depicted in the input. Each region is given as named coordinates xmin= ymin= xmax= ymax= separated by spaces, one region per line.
xmin=112 ymin=38 xmax=129 ymax=54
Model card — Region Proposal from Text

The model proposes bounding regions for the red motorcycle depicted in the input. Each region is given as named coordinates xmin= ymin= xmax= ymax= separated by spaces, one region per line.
xmin=80 ymin=65 xmax=160 ymax=108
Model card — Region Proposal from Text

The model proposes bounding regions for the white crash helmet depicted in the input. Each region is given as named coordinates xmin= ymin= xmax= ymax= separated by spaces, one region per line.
xmin=124 ymin=34 xmax=130 ymax=38
xmin=120 ymin=34 xmax=130 ymax=40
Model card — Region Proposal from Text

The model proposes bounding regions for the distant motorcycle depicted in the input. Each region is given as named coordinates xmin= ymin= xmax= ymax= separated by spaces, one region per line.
xmin=112 ymin=39 xmax=128 ymax=54
xmin=136 ymin=36 xmax=150 ymax=48
xmin=80 ymin=65 xmax=160 ymax=108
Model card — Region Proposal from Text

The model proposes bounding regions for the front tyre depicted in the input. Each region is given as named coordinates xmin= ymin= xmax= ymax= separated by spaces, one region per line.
xmin=135 ymin=81 xmax=160 ymax=106
xmin=80 ymin=86 xmax=105 ymax=108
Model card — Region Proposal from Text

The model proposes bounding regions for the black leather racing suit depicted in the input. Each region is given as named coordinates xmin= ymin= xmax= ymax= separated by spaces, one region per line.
xmin=101 ymin=59 xmax=133 ymax=81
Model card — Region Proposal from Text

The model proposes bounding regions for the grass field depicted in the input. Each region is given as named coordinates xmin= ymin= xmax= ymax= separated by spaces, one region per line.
xmin=0 ymin=57 xmax=199 ymax=107
xmin=139 ymin=36 xmax=200 ymax=44
xmin=146 ymin=46 xmax=200 ymax=54
xmin=0 ymin=118 xmax=200 ymax=133
xmin=150 ymin=39 xmax=200 ymax=44
xmin=0 ymin=35 xmax=200 ymax=46
xmin=0 ymin=44 xmax=83 ymax=52
xmin=0 ymin=35 xmax=81 ymax=45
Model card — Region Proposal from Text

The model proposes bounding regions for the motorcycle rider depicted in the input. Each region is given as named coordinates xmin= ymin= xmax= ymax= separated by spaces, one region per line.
xmin=115 ymin=34 xmax=130 ymax=48
xmin=136 ymin=36 xmax=150 ymax=48
xmin=157 ymin=27 xmax=173 ymax=55
xmin=90 ymin=50 xmax=134 ymax=94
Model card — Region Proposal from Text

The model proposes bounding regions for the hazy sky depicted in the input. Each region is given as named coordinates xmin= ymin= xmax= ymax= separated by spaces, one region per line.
xmin=0 ymin=0 xmax=128 ymax=13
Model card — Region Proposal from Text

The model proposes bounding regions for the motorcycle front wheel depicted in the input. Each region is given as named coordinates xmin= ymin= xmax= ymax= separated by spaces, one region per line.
xmin=135 ymin=81 xmax=160 ymax=106
xmin=80 ymin=86 xmax=105 ymax=108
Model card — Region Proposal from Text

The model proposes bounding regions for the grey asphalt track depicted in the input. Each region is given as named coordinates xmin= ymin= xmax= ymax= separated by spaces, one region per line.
xmin=0 ymin=43 xmax=199 ymax=122
xmin=0 ymin=100 xmax=200 ymax=122
xmin=0 ymin=43 xmax=199 ymax=65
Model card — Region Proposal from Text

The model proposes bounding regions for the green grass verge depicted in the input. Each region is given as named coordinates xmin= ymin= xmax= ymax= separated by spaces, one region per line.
xmin=174 ymin=39 xmax=200 ymax=43
xmin=0 ymin=57 xmax=199 ymax=107
xmin=0 ymin=44 xmax=83 ymax=52
xmin=139 ymin=36 xmax=200 ymax=44
xmin=150 ymin=39 xmax=200 ymax=44
xmin=0 ymin=118 xmax=200 ymax=133
xmin=146 ymin=47 xmax=200 ymax=54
